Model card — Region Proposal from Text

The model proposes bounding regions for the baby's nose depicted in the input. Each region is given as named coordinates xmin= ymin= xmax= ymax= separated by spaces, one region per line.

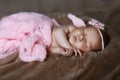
xmin=79 ymin=35 xmax=84 ymax=41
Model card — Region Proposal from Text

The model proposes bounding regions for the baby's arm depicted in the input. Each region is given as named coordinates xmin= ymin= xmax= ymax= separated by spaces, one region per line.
xmin=52 ymin=25 xmax=82 ymax=56
xmin=48 ymin=46 xmax=73 ymax=56
xmin=53 ymin=26 xmax=72 ymax=49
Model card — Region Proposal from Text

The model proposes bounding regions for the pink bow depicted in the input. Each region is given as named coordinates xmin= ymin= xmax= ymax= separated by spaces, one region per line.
xmin=88 ymin=19 xmax=105 ymax=30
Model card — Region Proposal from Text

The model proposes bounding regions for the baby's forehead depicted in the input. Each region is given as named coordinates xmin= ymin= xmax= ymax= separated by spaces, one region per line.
xmin=84 ymin=26 xmax=101 ymax=38
xmin=84 ymin=26 xmax=99 ymax=33
xmin=84 ymin=26 xmax=96 ymax=30
xmin=85 ymin=27 xmax=101 ymax=49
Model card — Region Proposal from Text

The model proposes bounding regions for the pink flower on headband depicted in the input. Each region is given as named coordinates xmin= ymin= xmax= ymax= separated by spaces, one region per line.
xmin=88 ymin=19 xmax=105 ymax=30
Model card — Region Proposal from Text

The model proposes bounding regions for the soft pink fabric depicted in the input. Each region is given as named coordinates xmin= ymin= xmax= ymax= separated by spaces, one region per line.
xmin=0 ymin=12 xmax=58 ymax=62
xmin=67 ymin=13 xmax=86 ymax=27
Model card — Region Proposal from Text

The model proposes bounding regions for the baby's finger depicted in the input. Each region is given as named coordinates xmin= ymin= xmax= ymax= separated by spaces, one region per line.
xmin=67 ymin=49 xmax=73 ymax=56
xmin=73 ymin=49 xmax=78 ymax=56
xmin=77 ymin=49 xmax=82 ymax=56
xmin=67 ymin=49 xmax=72 ymax=56
xmin=65 ymin=49 xmax=69 ymax=56
xmin=69 ymin=49 xmax=74 ymax=56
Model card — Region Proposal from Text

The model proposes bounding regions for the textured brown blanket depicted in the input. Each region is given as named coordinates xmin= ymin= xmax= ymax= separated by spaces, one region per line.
xmin=0 ymin=0 xmax=120 ymax=80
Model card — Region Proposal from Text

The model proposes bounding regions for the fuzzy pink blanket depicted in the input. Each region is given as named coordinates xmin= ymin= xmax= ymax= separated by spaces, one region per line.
xmin=0 ymin=12 xmax=57 ymax=62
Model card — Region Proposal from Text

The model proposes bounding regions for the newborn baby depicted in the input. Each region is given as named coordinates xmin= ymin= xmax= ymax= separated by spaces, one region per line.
xmin=49 ymin=14 xmax=105 ymax=56
xmin=0 ymin=12 xmax=105 ymax=62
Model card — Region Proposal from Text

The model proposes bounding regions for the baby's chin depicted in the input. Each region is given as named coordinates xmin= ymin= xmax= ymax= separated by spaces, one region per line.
xmin=82 ymin=49 xmax=91 ymax=52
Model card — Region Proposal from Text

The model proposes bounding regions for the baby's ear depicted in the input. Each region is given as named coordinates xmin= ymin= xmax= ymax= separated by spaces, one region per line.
xmin=67 ymin=13 xmax=86 ymax=27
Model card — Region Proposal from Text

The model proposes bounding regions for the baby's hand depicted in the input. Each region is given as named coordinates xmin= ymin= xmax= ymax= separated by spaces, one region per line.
xmin=72 ymin=48 xmax=82 ymax=56
xmin=63 ymin=48 xmax=73 ymax=56
xmin=62 ymin=47 xmax=82 ymax=56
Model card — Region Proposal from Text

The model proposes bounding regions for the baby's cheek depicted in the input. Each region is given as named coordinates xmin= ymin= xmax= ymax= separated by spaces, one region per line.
xmin=77 ymin=43 xmax=87 ymax=51
xmin=73 ymin=43 xmax=81 ymax=49
xmin=82 ymin=47 xmax=91 ymax=52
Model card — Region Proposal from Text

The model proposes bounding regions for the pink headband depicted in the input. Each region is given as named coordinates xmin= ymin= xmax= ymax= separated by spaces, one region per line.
xmin=88 ymin=19 xmax=105 ymax=50
xmin=67 ymin=13 xmax=105 ymax=50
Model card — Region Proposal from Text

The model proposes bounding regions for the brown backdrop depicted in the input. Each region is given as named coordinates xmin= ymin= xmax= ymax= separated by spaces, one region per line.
xmin=0 ymin=0 xmax=120 ymax=80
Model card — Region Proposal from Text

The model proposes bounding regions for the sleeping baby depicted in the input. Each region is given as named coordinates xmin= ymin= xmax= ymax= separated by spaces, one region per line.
xmin=0 ymin=12 xmax=107 ymax=62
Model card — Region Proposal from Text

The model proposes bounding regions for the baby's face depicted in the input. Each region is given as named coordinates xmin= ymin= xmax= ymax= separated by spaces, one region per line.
xmin=68 ymin=26 xmax=101 ymax=52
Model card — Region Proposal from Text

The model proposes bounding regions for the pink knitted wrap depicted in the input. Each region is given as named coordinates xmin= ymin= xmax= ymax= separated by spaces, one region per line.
xmin=0 ymin=12 xmax=59 ymax=62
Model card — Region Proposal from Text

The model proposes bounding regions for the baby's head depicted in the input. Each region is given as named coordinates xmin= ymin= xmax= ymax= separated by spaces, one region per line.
xmin=68 ymin=26 xmax=103 ymax=52
xmin=67 ymin=13 xmax=109 ymax=52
